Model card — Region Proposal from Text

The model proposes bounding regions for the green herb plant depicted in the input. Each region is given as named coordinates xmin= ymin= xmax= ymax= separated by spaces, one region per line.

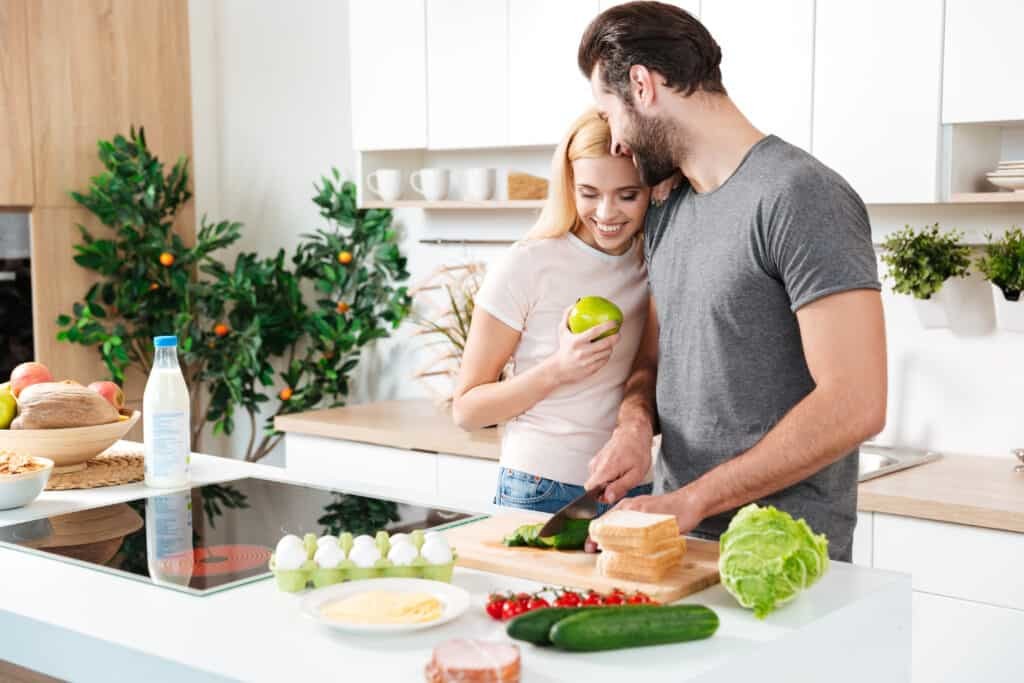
xmin=880 ymin=223 xmax=971 ymax=300
xmin=975 ymin=227 xmax=1024 ymax=302
xmin=318 ymin=494 xmax=401 ymax=537
xmin=59 ymin=128 xmax=411 ymax=461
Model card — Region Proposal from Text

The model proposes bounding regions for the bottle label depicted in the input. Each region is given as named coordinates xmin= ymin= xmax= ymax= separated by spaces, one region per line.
xmin=146 ymin=411 xmax=189 ymax=479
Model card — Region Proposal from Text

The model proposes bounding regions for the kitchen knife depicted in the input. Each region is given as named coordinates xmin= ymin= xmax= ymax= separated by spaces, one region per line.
xmin=536 ymin=484 xmax=606 ymax=539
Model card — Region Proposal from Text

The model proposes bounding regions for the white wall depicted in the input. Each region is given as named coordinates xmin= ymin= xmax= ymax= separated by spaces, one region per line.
xmin=190 ymin=1 xmax=1024 ymax=463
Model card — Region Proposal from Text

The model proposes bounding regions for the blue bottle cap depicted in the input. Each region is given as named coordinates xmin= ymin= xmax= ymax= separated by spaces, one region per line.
xmin=154 ymin=335 xmax=178 ymax=348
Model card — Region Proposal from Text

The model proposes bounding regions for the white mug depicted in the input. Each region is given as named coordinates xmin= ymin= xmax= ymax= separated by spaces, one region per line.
xmin=410 ymin=168 xmax=449 ymax=201
xmin=366 ymin=169 xmax=402 ymax=201
xmin=462 ymin=168 xmax=494 ymax=201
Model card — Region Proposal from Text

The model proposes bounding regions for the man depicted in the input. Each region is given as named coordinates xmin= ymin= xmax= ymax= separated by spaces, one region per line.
xmin=579 ymin=1 xmax=886 ymax=561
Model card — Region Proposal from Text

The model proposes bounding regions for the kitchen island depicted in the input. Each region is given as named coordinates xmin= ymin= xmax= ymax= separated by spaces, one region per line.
xmin=0 ymin=447 xmax=911 ymax=682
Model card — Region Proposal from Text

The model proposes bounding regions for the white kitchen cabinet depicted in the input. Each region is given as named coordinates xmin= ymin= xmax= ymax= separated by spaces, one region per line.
xmin=701 ymin=0 xmax=813 ymax=151
xmin=508 ymin=0 xmax=598 ymax=146
xmin=911 ymin=592 xmax=1024 ymax=683
xmin=349 ymin=0 xmax=427 ymax=150
xmin=872 ymin=513 xmax=1024 ymax=610
xmin=812 ymin=0 xmax=944 ymax=203
xmin=426 ymin=0 xmax=507 ymax=149
xmin=599 ymin=0 xmax=700 ymax=16
xmin=942 ymin=0 xmax=1024 ymax=123
xmin=851 ymin=511 xmax=872 ymax=566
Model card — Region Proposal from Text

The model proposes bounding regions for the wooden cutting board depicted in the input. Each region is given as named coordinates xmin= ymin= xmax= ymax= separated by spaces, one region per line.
xmin=443 ymin=511 xmax=720 ymax=604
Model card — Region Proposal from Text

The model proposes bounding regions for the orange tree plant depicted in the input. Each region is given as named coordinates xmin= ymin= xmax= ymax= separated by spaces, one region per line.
xmin=58 ymin=129 xmax=410 ymax=461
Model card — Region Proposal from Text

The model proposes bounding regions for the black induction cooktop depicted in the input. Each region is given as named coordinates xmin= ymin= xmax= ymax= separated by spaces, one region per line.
xmin=0 ymin=478 xmax=470 ymax=596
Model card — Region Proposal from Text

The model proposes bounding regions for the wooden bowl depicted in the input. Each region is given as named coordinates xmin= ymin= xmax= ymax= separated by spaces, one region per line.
xmin=0 ymin=411 xmax=141 ymax=473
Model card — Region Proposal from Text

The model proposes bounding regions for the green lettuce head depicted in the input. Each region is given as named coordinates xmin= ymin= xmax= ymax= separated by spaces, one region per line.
xmin=718 ymin=503 xmax=829 ymax=619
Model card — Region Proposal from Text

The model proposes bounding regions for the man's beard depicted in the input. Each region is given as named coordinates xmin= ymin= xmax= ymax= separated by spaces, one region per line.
xmin=624 ymin=109 xmax=678 ymax=187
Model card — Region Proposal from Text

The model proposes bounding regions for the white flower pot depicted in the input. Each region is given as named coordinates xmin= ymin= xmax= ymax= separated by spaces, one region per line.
xmin=992 ymin=285 xmax=1024 ymax=332
xmin=912 ymin=289 xmax=948 ymax=329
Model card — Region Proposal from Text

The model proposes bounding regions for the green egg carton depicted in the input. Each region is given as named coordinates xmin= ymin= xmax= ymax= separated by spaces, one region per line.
xmin=347 ymin=557 xmax=387 ymax=581
xmin=419 ymin=552 xmax=458 ymax=583
xmin=311 ymin=559 xmax=352 ymax=589
xmin=269 ymin=555 xmax=314 ymax=593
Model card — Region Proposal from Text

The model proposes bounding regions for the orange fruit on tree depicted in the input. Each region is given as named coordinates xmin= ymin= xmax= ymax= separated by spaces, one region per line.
xmin=214 ymin=323 xmax=229 ymax=338
xmin=159 ymin=252 xmax=175 ymax=267
xmin=149 ymin=282 xmax=160 ymax=291
xmin=336 ymin=301 xmax=350 ymax=314
xmin=279 ymin=387 xmax=293 ymax=401
xmin=337 ymin=250 xmax=353 ymax=265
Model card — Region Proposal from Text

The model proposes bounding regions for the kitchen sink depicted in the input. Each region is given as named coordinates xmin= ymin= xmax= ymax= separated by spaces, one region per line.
xmin=857 ymin=444 xmax=941 ymax=482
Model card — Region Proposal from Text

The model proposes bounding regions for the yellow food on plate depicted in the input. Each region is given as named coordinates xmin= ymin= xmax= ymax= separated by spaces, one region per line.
xmin=320 ymin=590 xmax=443 ymax=625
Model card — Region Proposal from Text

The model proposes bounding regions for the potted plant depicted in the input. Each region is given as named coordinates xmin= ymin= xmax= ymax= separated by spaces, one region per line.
xmin=975 ymin=227 xmax=1024 ymax=332
xmin=880 ymin=224 xmax=971 ymax=328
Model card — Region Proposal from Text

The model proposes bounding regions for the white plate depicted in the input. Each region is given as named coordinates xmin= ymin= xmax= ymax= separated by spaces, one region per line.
xmin=987 ymin=176 xmax=1024 ymax=191
xmin=300 ymin=578 xmax=470 ymax=634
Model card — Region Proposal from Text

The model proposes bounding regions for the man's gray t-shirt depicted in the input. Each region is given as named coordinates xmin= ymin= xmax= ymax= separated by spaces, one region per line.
xmin=644 ymin=135 xmax=880 ymax=561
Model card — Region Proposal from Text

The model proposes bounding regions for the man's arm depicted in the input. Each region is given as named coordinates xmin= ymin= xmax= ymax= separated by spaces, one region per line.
xmin=585 ymin=296 xmax=659 ymax=502
xmin=616 ymin=289 xmax=886 ymax=530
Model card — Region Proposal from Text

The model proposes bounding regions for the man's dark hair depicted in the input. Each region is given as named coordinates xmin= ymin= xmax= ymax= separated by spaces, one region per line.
xmin=578 ymin=1 xmax=726 ymax=103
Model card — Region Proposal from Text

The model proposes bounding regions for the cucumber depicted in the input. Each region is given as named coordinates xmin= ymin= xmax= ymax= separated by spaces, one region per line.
xmin=506 ymin=607 xmax=586 ymax=645
xmin=549 ymin=605 xmax=719 ymax=652
xmin=540 ymin=518 xmax=591 ymax=550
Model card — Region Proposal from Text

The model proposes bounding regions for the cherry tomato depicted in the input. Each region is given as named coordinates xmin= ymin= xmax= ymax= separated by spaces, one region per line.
xmin=582 ymin=592 xmax=603 ymax=606
xmin=602 ymin=593 xmax=624 ymax=605
xmin=627 ymin=593 xmax=647 ymax=604
xmin=514 ymin=592 xmax=531 ymax=602
xmin=526 ymin=597 xmax=549 ymax=611
xmin=502 ymin=601 xmax=526 ymax=620
xmin=555 ymin=591 xmax=581 ymax=607
xmin=485 ymin=599 xmax=505 ymax=620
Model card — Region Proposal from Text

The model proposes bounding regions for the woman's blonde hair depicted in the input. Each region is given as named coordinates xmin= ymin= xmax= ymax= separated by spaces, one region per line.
xmin=524 ymin=108 xmax=613 ymax=240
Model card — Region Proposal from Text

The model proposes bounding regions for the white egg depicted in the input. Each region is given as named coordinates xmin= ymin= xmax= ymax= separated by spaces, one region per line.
xmin=316 ymin=535 xmax=338 ymax=550
xmin=423 ymin=531 xmax=442 ymax=543
xmin=275 ymin=534 xmax=304 ymax=557
xmin=420 ymin=537 xmax=452 ymax=564
xmin=274 ymin=544 xmax=308 ymax=571
xmin=388 ymin=533 xmax=410 ymax=547
xmin=387 ymin=541 xmax=419 ymax=566
xmin=348 ymin=544 xmax=381 ymax=568
xmin=314 ymin=543 xmax=347 ymax=569
xmin=352 ymin=535 xmax=376 ymax=548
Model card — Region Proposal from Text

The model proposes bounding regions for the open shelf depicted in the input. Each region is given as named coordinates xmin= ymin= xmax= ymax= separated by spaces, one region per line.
xmin=361 ymin=199 xmax=545 ymax=210
xmin=950 ymin=192 xmax=1024 ymax=204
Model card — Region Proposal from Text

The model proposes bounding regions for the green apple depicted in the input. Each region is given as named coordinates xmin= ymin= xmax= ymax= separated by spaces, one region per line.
xmin=0 ymin=382 xmax=16 ymax=429
xmin=568 ymin=296 xmax=623 ymax=340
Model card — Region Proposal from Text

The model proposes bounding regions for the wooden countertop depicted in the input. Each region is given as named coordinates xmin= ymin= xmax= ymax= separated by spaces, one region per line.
xmin=274 ymin=399 xmax=501 ymax=461
xmin=858 ymin=453 xmax=1024 ymax=533
xmin=276 ymin=400 xmax=1024 ymax=533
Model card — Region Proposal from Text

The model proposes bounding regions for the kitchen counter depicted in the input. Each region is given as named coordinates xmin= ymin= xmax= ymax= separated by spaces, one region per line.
xmin=279 ymin=401 xmax=1024 ymax=534
xmin=0 ymin=445 xmax=911 ymax=682
xmin=275 ymin=400 xmax=500 ymax=460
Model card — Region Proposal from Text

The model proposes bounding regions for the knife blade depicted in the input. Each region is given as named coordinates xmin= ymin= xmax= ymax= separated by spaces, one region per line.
xmin=536 ymin=484 xmax=606 ymax=539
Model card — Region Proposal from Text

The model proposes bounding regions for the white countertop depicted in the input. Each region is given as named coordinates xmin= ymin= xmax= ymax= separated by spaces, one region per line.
xmin=1 ymin=446 xmax=912 ymax=682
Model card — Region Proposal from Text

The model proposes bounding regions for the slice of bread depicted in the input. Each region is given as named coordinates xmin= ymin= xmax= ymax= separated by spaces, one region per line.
xmin=589 ymin=510 xmax=680 ymax=554
xmin=596 ymin=537 xmax=687 ymax=583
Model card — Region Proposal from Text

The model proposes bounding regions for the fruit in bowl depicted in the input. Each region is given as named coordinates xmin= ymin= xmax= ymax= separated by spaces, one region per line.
xmin=0 ymin=452 xmax=54 ymax=510
xmin=12 ymin=382 xmax=121 ymax=430
xmin=88 ymin=381 xmax=126 ymax=411
xmin=9 ymin=362 xmax=53 ymax=398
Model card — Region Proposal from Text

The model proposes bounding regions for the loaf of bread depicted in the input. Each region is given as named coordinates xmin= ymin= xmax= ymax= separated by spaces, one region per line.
xmin=589 ymin=510 xmax=680 ymax=554
xmin=596 ymin=537 xmax=687 ymax=583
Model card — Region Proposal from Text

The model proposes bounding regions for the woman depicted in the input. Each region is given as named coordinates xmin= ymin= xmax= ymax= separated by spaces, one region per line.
xmin=452 ymin=108 xmax=654 ymax=513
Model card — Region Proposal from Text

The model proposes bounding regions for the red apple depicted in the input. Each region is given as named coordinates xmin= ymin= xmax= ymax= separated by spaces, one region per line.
xmin=10 ymin=362 xmax=53 ymax=398
xmin=87 ymin=381 xmax=125 ymax=410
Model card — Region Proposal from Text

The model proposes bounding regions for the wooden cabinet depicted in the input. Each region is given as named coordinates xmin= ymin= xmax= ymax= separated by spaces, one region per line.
xmin=701 ymin=0 xmax=813 ymax=150
xmin=349 ymin=0 xmax=427 ymax=150
xmin=0 ymin=0 xmax=34 ymax=206
xmin=426 ymin=0 xmax=507 ymax=149
xmin=508 ymin=0 xmax=598 ymax=146
xmin=812 ymin=0 xmax=943 ymax=203
xmin=912 ymin=592 xmax=1024 ymax=683
xmin=942 ymin=0 xmax=1024 ymax=123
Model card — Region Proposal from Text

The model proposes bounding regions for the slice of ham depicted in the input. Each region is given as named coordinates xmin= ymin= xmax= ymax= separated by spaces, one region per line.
xmin=425 ymin=639 xmax=521 ymax=683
